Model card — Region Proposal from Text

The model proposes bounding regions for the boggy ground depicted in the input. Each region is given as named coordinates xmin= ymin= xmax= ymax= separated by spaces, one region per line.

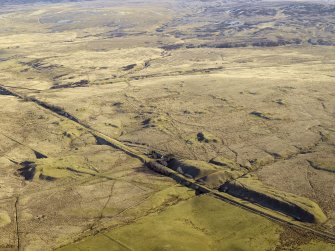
xmin=0 ymin=0 xmax=334 ymax=250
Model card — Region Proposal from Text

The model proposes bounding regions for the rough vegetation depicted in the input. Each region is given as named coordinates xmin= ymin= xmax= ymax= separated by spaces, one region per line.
xmin=0 ymin=0 xmax=334 ymax=250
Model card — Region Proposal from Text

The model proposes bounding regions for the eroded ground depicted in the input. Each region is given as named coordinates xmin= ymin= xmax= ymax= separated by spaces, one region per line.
xmin=0 ymin=0 xmax=334 ymax=250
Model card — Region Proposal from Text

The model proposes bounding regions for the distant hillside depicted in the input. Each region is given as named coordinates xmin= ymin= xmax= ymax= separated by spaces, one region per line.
xmin=0 ymin=0 xmax=89 ymax=5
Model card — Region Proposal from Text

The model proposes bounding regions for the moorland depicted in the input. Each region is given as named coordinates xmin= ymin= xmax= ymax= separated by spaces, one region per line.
xmin=0 ymin=0 xmax=334 ymax=250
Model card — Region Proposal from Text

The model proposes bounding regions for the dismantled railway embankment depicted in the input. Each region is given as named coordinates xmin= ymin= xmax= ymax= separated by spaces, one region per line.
xmin=1 ymin=84 xmax=335 ymax=243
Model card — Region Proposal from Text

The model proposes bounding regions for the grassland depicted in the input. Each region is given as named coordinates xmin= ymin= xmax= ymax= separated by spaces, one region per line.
xmin=0 ymin=0 xmax=334 ymax=250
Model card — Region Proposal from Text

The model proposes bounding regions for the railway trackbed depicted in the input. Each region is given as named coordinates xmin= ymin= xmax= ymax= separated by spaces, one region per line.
xmin=1 ymin=84 xmax=335 ymax=243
